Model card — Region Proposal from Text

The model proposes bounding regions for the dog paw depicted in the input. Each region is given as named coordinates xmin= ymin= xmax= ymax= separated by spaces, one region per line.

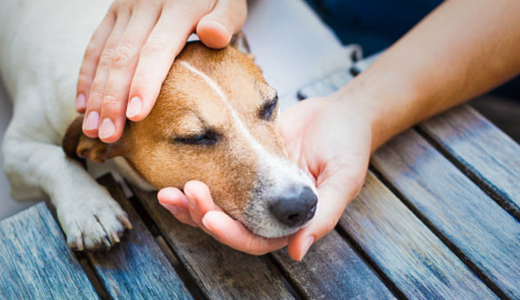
xmin=58 ymin=196 xmax=133 ymax=251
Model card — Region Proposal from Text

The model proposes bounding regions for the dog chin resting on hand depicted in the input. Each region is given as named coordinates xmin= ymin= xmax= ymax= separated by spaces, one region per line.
xmin=0 ymin=0 xmax=317 ymax=251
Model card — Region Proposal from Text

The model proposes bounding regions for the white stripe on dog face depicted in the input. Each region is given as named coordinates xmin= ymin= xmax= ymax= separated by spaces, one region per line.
xmin=179 ymin=60 xmax=317 ymax=237
xmin=179 ymin=60 xmax=315 ymax=208
xmin=179 ymin=61 xmax=264 ymax=152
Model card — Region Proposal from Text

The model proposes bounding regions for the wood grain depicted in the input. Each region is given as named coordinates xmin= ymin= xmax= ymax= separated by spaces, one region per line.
xmin=0 ymin=203 xmax=99 ymax=300
xmin=340 ymin=172 xmax=498 ymax=300
xmin=131 ymin=186 xmax=295 ymax=300
xmin=88 ymin=175 xmax=193 ymax=300
xmin=372 ymin=130 xmax=520 ymax=299
xmin=419 ymin=103 xmax=520 ymax=219
xmin=272 ymin=230 xmax=396 ymax=300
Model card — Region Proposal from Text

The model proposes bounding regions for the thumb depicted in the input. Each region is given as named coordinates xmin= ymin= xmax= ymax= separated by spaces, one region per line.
xmin=288 ymin=168 xmax=367 ymax=261
xmin=197 ymin=0 xmax=247 ymax=49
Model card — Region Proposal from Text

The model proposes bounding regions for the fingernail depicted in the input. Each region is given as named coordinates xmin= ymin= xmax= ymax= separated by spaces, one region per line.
xmin=99 ymin=118 xmax=115 ymax=139
xmin=205 ymin=20 xmax=231 ymax=43
xmin=186 ymin=193 xmax=197 ymax=209
xmin=202 ymin=216 xmax=209 ymax=229
xmin=76 ymin=94 xmax=86 ymax=109
xmin=126 ymin=97 xmax=142 ymax=118
xmin=299 ymin=236 xmax=314 ymax=261
xmin=162 ymin=203 xmax=179 ymax=214
xmin=83 ymin=111 xmax=100 ymax=130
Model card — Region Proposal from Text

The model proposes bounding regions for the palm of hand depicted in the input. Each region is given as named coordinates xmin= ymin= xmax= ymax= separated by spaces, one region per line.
xmin=280 ymin=97 xmax=371 ymax=260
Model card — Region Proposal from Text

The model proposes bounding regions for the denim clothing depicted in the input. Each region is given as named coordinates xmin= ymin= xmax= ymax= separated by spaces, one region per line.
xmin=306 ymin=0 xmax=519 ymax=98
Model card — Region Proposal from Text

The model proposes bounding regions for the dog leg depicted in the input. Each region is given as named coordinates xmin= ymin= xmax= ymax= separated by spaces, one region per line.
xmin=2 ymin=129 xmax=131 ymax=251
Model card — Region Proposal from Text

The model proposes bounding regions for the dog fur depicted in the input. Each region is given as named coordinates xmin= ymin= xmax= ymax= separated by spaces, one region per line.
xmin=0 ymin=0 xmax=316 ymax=250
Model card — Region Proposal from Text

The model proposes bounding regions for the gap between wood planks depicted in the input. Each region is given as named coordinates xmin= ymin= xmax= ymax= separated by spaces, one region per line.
xmin=332 ymin=224 xmax=408 ymax=300
xmin=92 ymin=174 xmax=404 ymax=299
xmin=124 ymin=178 xmax=408 ymax=300
xmin=41 ymin=177 xmax=300 ymax=300
xmin=78 ymin=257 xmax=110 ymax=300
xmin=368 ymin=164 xmax=509 ymax=300
xmin=154 ymin=236 xmax=206 ymax=300
xmin=264 ymin=255 xmax=304 ymax=300
xmin=414 ymin=125 xmax=520 ymax=222
xmin=42 ymin=200 xmax=111 ymax=300
xmin=123 ymin=192 xmax=207 ymax=300
xmin=43 ymin=180 xmax=202 ymax=300
xmin=40 ymin=157 xmax=508 ymax=300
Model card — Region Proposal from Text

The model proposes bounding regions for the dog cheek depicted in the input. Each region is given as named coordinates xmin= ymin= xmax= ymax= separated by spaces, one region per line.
xmin=202 ymin=148 xmax=257 ymax=218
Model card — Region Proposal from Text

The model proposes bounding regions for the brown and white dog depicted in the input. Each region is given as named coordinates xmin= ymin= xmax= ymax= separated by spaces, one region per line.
xmin=0 ymin=0 xmax=317 ymax=250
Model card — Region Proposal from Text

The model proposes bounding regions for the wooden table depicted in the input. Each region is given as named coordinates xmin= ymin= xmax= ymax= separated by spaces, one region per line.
xmin=1 ymin=65 xmax=520 ymax=299
xmin=1 ymin=0 xmax=520 ymax=297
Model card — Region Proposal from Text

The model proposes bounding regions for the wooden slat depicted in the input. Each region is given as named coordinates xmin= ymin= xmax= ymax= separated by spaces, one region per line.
xmin=273 ymin=230 xmax=396 ymax=300
xmin=0 ymin=203 xmax=99 ymax=300
xmin=371 ymin=130 xmax=520 ymax=299
xmin=340 ymin=173 xmax=498 ymax=300
xmin=131 ymin=187 xmax=295 ymax=300
xmin=419 ymin=103 xmax=520 ymax=219
xmin=88 ymin=175 xmax=193 ymax=300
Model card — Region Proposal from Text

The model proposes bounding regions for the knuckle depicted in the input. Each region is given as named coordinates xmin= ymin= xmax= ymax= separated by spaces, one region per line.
xmin=112 ymin=43 xmax=135 ymax=67
xmin=103 ymin=92 xmax=121 ymax=105
xmin=131 ymin=71 xmax=149 ymax=84
xmin=140 ymin=0 xmax=162 ymax=12
xmin=142 ymin=34 xmax=167 ymax=54
xmin=89 ymin=84 xmax=105 ymax=99
xmin=99 ymin=48 xmax=115 ymax=68
xmin=244 ymin=235 xmax=264 ymax=256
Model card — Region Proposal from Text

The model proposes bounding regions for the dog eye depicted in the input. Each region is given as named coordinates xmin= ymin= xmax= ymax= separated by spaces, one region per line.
xmin=260 ymin=95 xmax=278 ymax=120
xmin=175 ymin=131 xmax=218 ymax=146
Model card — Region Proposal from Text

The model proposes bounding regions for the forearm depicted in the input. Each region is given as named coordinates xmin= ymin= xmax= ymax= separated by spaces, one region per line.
xmin=332 ymin=0 xmax=520 ymax=152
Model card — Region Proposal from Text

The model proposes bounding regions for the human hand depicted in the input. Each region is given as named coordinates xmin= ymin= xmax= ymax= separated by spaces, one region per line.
xmin=77 ymin=0 xmax=247 ymax=143
xmin=280 ymin=96 xmax=371 ymax=260
xmin=158 ymin=95 xmax=372 ymax=260
xmin=158 ymin=181 xmax=289 ymax=256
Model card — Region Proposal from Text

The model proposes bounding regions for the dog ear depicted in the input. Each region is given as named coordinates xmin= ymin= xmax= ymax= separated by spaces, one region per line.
xmin=62 ymin=116 xmax=125 ymax=164
xmin=230 ymin=31 xmax=255 ymax=60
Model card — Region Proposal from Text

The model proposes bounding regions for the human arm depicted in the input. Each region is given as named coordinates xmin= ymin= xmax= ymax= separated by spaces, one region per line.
xmin=346 ymin=0 xmax=520 ymax=152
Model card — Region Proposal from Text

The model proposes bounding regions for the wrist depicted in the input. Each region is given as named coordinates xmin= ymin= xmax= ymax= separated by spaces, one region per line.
xmin=327 ymin=68 xmax=422 ymax=153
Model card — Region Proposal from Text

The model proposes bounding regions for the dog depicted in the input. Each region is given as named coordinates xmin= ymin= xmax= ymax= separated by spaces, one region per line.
xmin=0 ymin=0 xmax=317 ymax=251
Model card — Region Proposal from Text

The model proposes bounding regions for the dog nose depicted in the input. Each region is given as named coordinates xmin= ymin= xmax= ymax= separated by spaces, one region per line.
xmin=270 ymin=187 xmax=318 ymax=228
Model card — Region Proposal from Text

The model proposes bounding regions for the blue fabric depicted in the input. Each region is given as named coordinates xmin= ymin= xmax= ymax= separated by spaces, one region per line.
xmin=306 ymin=0 xmax=441 ymax=56
xmin=306 ymin=0 xmax=520 ymax=98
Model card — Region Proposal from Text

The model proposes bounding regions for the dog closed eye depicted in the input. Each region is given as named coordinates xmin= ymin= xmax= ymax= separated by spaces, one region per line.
xmin=260 ymin=95 xmax=278 ymax=121
xmin=174 ymin=130 xmax=219 ymax=146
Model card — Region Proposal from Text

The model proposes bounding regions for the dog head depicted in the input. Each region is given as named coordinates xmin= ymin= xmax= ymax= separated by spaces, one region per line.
xmin=64 ymin=34 xmax=317 ymax=238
